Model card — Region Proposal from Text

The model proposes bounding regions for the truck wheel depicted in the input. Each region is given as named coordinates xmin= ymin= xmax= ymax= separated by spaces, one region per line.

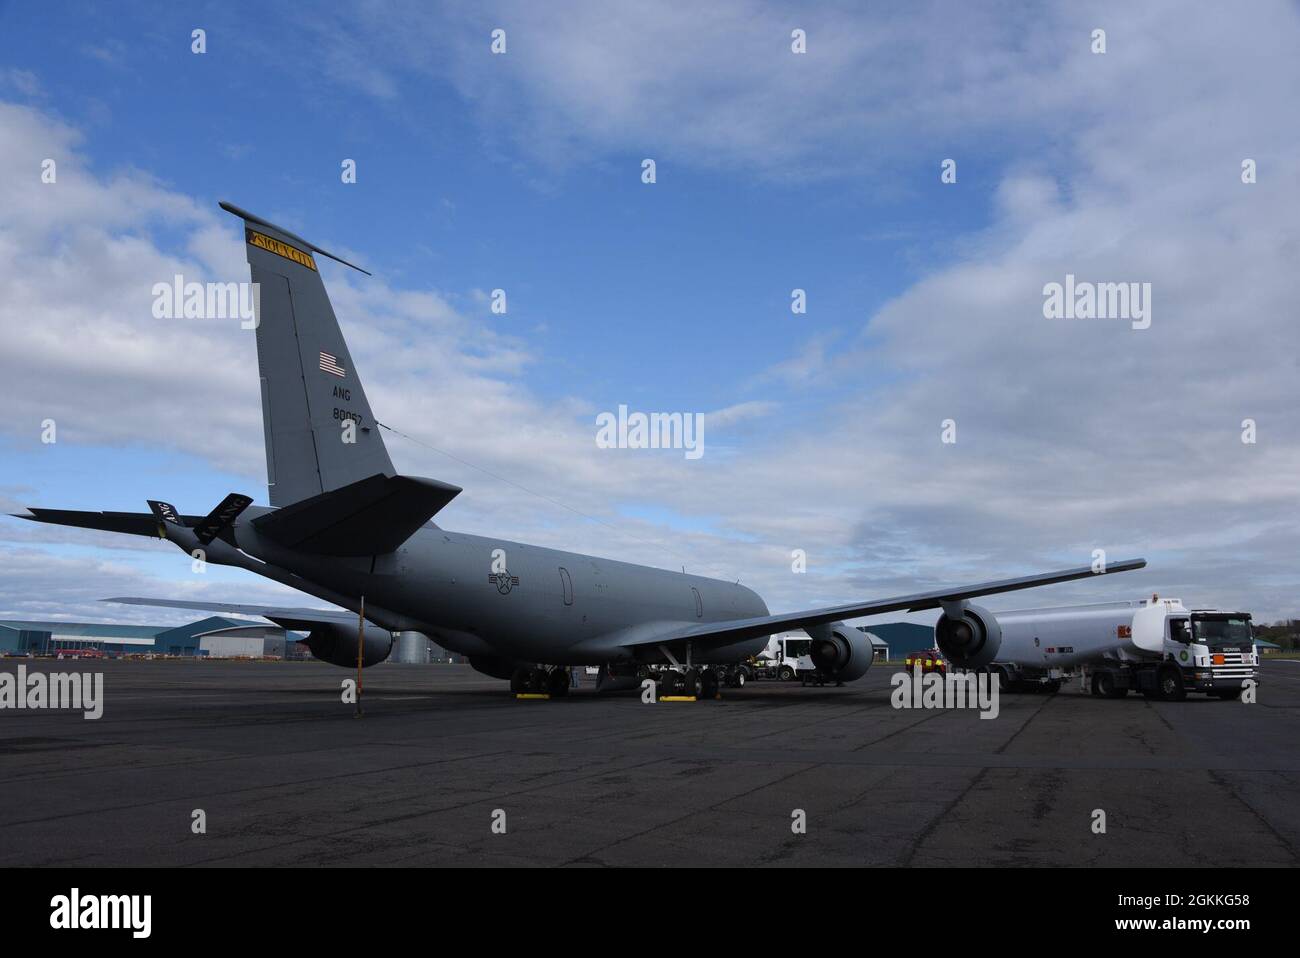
xmin=778 ymin=665 xmax=795 ymax=681
xmin=1043 ymin=679 xmax=1061 ymax=694
xmin=1214 ymin=688 xmax=1242 ymax=700
xmin=1157 ymin=665 xmax=1186 ymax=702
xmin=1095 ymin=671 xmax=1127 ymax=698
xmin=733 ymin=670 xmax=746 ymax=689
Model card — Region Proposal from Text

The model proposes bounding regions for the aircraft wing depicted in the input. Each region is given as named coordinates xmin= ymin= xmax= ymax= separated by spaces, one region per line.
xmin=105 ymin=597 xmax=357 ymax=633
xmin=581 ymin=558 xmax=1146 ymax=654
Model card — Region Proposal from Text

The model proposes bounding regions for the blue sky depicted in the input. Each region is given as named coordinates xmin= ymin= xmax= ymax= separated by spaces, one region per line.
xmin=2 ymin=1 xmax=1298 ymax=625
xmin=0 ymin=1 xmax=996 ymax=418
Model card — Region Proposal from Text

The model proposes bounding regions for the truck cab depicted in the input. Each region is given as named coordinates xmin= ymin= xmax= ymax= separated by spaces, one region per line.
xmin=1178 ymin=610 xmax=1257 ymax=696
xmin=1132 ymin=599 xmax=1258 ymax=699
xmin=767 ymin=636 xmax=812 ymax=680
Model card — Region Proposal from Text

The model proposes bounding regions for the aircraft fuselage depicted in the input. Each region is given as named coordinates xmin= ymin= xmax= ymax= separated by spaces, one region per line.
xmin=241 ymin=521 xmax=771 ymax=666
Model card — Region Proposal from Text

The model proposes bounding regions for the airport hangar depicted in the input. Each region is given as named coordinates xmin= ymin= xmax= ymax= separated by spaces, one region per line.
xmin=0 ymin=615 xmax=294 ymax=658
xmin=0 ymin=616 xmax=462 ymax=663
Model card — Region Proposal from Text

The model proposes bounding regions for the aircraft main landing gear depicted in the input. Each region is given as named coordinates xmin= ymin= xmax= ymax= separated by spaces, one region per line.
xmin=510 ymin=665 xmax=569 ymax=697
xmin=653 ymin=667 xmax=724 ymax=700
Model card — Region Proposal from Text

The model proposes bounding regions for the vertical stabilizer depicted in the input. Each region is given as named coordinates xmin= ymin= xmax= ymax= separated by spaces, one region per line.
xmin=220 ymin=202 xmax=394 ymax=506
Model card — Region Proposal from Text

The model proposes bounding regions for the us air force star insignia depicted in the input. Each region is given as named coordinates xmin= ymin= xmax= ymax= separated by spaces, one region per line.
xmin=488 ymin=572 xmax=520 ymax=595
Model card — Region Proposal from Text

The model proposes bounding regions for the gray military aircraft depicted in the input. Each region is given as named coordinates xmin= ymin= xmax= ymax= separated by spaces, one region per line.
xmin=14 ymin=203 xmax=1146 ymax=697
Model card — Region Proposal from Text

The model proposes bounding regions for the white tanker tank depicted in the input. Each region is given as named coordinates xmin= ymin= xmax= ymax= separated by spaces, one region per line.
xmin=934 ymin=595 xmax=1257 ymax=700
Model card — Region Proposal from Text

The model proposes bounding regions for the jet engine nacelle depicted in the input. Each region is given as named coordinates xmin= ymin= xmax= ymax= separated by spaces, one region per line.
xmin=304 ymin=622 xmax=393 ymax=668
xmin=807 ymin=620 xmax=874 ymax=682
xmin=934 ymin=602 xmax=1002 ymax=669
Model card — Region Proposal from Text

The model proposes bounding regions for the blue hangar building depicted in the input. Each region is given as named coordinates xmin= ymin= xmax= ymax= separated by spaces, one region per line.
xmin=0 ymin=616 xmax=294 ymax=658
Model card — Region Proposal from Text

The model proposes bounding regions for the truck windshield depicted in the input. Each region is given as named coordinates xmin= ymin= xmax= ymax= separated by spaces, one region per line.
xmin=1192 ymin=617 xmax=1252 ymax=646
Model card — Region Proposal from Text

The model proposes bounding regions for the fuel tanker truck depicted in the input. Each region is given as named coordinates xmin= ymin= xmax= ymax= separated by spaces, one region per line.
xmin=932 ymin=594 xmax=1257 ymax=700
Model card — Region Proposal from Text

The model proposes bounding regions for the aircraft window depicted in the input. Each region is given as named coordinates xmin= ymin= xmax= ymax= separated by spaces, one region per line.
xmin=559 ymin=567 xmax=573 ymax=605
xmin=692 ymin=587 xmax=703 ymax=618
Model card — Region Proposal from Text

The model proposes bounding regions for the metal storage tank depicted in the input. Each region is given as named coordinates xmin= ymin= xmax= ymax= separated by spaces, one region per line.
xmin=393 ymin=630 xmax=430 ymax=664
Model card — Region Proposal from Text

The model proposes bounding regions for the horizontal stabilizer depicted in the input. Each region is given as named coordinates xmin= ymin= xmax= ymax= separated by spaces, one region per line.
xmin=193 ymin=493 xmax=254 ymax=545
xmin=252 ymin=472 xmax=461 ymax=556
xmin=13 ymin=508 xmax=205 ymax=539
xmin=106 ymin=596 xmax=358 ymax=633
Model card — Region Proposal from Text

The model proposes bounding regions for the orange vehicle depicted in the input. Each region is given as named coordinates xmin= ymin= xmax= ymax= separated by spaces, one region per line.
xmin=904 ymin=648 xmax=947 ymax=674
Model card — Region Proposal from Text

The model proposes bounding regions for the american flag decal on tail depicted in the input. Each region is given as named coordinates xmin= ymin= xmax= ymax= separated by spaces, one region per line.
xmin=319 ymin=351 xmax=346 ymax=377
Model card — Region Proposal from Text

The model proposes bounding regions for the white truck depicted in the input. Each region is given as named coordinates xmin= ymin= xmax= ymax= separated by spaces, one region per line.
xmin=717 ymin=635 xmax=813 ymax=684
xmin=933 ymin=594 xmax=1258 ymax=700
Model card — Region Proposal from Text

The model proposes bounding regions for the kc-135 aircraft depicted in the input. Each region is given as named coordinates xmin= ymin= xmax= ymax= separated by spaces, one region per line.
xmin=14 ymin=203 xmax=1145 ymax=697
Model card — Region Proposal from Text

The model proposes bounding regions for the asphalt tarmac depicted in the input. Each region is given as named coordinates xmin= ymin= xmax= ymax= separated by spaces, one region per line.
xmin=1 ymin=658 xmax=1296 ymax=866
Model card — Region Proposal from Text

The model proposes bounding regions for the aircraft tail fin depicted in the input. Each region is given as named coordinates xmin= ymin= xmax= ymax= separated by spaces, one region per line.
xmin=219 ymin=202 xmax=395 ymax=507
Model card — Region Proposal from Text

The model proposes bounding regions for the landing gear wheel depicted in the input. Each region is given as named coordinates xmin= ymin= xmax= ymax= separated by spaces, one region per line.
xmin=528 ymin=667 xmax=550 ymax=693
xmin=510 ymin=668 xmax=529 ymax=694
xmin=547 ymin=668 xmax=571 ymax=697
xmin=777 ymin=665 xmax=795 ymax=682
xmin=658 ymin=670 xmax=684 ymax=696
xmin=1157 ymin=665 xmax=1186 ymax=702
xmin=682 ymin=669 xmax=703 ymax=697
xmin=701 ymin=669 xmax=720 ymax=699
